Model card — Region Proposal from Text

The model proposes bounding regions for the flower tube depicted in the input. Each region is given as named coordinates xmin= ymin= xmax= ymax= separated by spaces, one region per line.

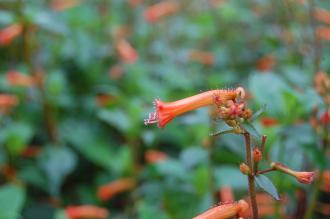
xmin=144 ymin=87 xmax=245 ymax=128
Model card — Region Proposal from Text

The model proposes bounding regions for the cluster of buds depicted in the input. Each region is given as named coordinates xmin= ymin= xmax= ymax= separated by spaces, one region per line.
xmin=314 ymin=71 xmax=330 ymax=104
xmin=145 ymin=87 xmax=252 ymax=129
xmin=217 ymin=100 xmax=252 ymax=120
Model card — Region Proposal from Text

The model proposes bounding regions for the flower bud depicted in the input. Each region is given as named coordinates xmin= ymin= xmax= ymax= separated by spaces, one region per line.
xmin=271 ymin=162 xmax=314 ymax=184
xmin=239 ymin=163 xmax=250 ymax=175
xmin=253 ymin=148 xmax=262 ymax=163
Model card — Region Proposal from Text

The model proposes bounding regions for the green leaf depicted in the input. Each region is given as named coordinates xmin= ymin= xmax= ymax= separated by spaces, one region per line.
xmin=241 ymin=121 xmax=261 ymax=140
xmin=54 ymin=209 xmax=69 ymax=219
xmin=3 ymin=122 xmax=33 ymax=155
xmin=0 ymin=184 xmax=26 ymax=219
xmin=214 ymin=166 xmax=247 ymax=190
xmin=255 ymin=175 xmax=280 ymax=200
xmin=97 ymin=109 xmax=131 ymax=133
xmin=38 ymin=146 xmax=77 ymax=196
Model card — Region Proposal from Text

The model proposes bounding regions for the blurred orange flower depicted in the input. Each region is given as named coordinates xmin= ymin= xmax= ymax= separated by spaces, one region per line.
xmin=219 ymin=186 xmax=234 ymax=203
xmin=116 ymin=39 xmax=138 ymax=64
xmin=193 ymin=200 xmax=249 ymax=219
xmin=50 ymin=0 xmax=81 ymax=11
xmin=0 ymin=24 xmax=22 ymax=46
xmin=20 ymin=146 xmax=42 ymax=158
xmin=65 ymin=205 xmax=109 ymax=219
xmin=6 ymin=71 xmax=35 ymax=87
xmin=256 ymin=54 xmax=276 ymax=72
xmin=0 ymin=94 xmax=19 ymax=114
xmin=320 ymin=110 xmax=330 ymax=125
xmin=144 ymin=1 xmax=180 ymax=23
xmin=314 ymin=8 xmax=330 ymax=25
xmin=209 ymin=0 xmax=227 ymax=7
xmin=128 ymin=0 xmax=143 ymax=7
xmin=322 ymin=170 xmax=330 ymax=192
xmin=241 ymin=193 xmax=287 ymax=218
xmin=96 ymin=94 xmax=116 ymax=107
xmin=145 ymin=150 xmax=168 ymax=164
xmin=0 ymin=165 xmax=16 ymax=181
xmin=188 ymin=50 xmax=215 ymax=65
xmin=317 ymin=202 xmax=330 ymax=216
xmin=97 ymin=178 xmax=136 ymax=201
xmin=316 ymin=26 xmax=330 ymax=41
xmin=260 ymin=117 xmax=278 ymax=127
xmin=108 ymin=64 xmax=124 ymax=80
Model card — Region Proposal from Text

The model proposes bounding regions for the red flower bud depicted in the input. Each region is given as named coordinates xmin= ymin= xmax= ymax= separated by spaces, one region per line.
xmin=253 ymin=148 xmax=262 ymax=163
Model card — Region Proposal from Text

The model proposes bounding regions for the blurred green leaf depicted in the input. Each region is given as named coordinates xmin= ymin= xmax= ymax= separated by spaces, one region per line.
xmin=241 ymin=121 xmax=261 ymax=140
xmin=249 ymin=73 xmax=289 ymax=116
xmin=3 ymin=122 xmax=33 ymax=155
xmin=54 ymin=209 xmax=68 ymax=219
xmin=137 ymin=201 xmax=169 ymax=219
xmin=38 ymin=146 xmax=77 ymax=195
xmin=0 ymin=184 xmax=25 ymax=219
xmin=214 ymin=166 xmax=247 ymax=190
xmin=250 ymin=104 xmax=267 ymax=122
xmin=97 ymin=109 xmax=131 ymax=133
xmin=255 ymin=174 xmax=280 ymax=200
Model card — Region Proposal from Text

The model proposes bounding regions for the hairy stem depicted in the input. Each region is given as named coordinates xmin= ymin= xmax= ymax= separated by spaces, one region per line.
xmin=244 ymin=133 xmax=259 ymax=219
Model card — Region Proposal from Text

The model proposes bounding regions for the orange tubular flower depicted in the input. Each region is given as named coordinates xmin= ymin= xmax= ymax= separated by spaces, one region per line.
xmin=0 ymin=23 xmax=23 ymax=46
xmin=97 ymin=178 xmax=136 ymax=201
xmin=144 ymin=1 xmax=180 ymax=23
xmin=65 ymin=205 xmax=109 ymax=219
xmin=144 ymin=87 xmax=245 ymax=128
xmin=271 ymin=162 xmax=314 ymax=184
xmin=193 ymin=200 xmax=249 ymax=219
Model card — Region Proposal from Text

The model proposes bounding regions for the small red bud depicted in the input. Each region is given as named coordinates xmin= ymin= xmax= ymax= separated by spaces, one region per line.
xmin=253 ymin=148 xmax=262 ymax=163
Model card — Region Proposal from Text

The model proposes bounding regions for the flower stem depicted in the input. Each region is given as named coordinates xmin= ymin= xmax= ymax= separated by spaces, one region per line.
xmin=244 ymin=133 xmax=259 ymax=219
xmin=257 ymin=168 xmax=275 ymax=175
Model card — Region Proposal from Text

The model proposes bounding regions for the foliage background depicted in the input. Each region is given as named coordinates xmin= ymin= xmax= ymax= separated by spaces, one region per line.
xmin=0 ymin=0 xmax=329 ymax=218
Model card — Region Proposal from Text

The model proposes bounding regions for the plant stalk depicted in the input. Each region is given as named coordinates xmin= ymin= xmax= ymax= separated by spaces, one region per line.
xmin=244 ymin=133 xmax=259 ymax=219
